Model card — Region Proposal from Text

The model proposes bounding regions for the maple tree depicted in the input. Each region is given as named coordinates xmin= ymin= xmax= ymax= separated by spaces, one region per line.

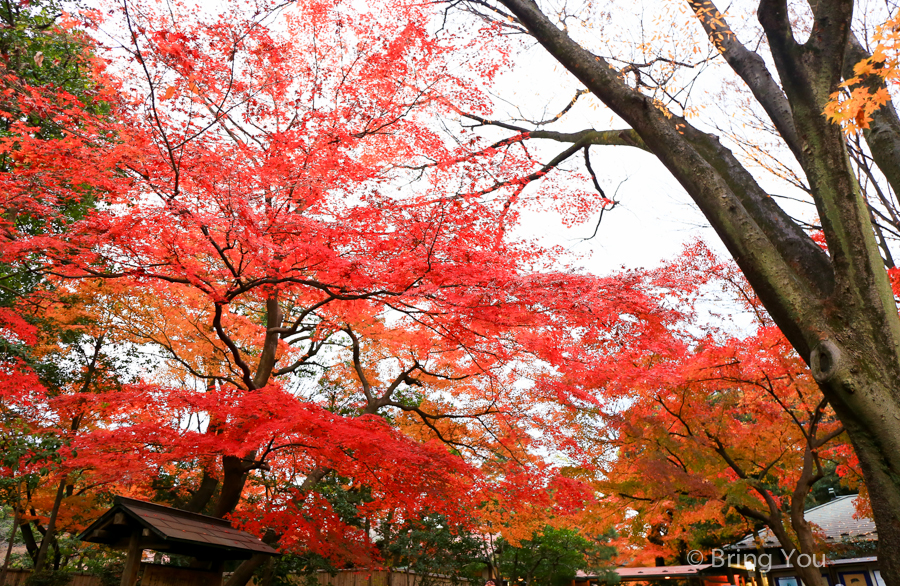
xmin=826 ymin=13 xmax=900 ymax=134
xmin=6 ymin=0 xmax=890 ymax=584
xmin=261 ymin=511 xmax=489 ymax=586
xmin=1 ymin=0 xmax=683 ymax=582
xmin=446 ymin=0 xmax=900 ymax=579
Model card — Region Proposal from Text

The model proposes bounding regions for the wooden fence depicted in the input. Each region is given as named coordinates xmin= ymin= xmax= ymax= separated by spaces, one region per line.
xmin=294 ymin=570 xmax=471 ymax=586
xmin=2 ymin=567 xmax=470 ymax=586
xmin=0 ymin=569 xmax=101 ymax=586
xmin=141 ymin=563 xmax=222 ymax=586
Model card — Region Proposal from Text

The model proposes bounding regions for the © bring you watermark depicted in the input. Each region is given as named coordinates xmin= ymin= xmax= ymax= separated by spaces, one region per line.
xmin=687 ymin=548 xmax=826 ymax=572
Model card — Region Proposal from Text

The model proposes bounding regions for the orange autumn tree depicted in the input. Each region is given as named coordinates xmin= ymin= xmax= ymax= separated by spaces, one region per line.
xmin=554 ymin=247 xmax=855 ymax=585
xmin=3 ymin=279 xmax=133 ymax=572
xmin=602 ymin=328 xmax=849 ymax=573
xmin=1 ymin=0 xmax=678 ymax=581
xmin=826 ymin=12 xmax=900 ymax=133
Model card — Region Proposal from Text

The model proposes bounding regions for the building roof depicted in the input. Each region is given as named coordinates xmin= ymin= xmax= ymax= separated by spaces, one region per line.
xmin=729 ymin=495 xmax=877 ymax=550
xmin=577 ymin=564 xmax=750 ymax=581
xmin=78 ymin=496 xmax=279 ymax=560
xmin=766 ymin=556 xmax=878 ymax=571
xmin=615 ymin=564 xmax=712 ymax=578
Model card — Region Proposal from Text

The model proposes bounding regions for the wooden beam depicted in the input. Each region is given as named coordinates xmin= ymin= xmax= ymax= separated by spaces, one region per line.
xmin=89 ymin=529 xmax=113 ymax=541
xmin=120 ymin=530 xmax=143 ymax=586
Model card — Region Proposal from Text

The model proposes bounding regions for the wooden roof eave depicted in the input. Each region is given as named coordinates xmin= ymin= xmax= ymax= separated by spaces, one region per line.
xmin=78 ymin=506 xmax=167 ymax=549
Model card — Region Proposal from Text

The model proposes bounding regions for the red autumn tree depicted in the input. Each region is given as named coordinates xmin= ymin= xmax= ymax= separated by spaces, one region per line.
xmin=1 ymin=0 xmax=678 ymax=581
xmin=0 ymin=0 xmax=144 ymax=573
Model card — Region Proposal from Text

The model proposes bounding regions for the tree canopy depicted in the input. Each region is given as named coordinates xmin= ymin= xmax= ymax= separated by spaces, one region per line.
xmin=1 ymin=0 xmax=661 ymax=581
xmin=0 ymin=0 xmax=893 ymax=584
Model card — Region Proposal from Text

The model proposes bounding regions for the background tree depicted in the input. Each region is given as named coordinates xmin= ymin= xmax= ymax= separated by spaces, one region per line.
xmin=0 ymin=0 xmax=131 ymax=576
xmin=494 ymin=526 xmax=617 ymax=586
xmin=601 ymin=315 xmax=849 ymax=585
xmin=521 ymin=243 xmax=855 ymax=584
xmin=377 ymin=514 xmax=488 ymax=584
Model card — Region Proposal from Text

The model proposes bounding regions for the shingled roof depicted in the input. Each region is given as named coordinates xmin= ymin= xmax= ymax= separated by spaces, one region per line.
xmin=78 ymin=497 xmax=279 ymax=560
xmin=729 ymin=495 xmax=877 ymax=550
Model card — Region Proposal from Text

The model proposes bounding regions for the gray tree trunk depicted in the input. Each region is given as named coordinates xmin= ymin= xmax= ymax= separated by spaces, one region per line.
xmin=483 ymin=0 xmax=900 ymax=580
xmin=34 ymin=477 xmax=66 ymax=572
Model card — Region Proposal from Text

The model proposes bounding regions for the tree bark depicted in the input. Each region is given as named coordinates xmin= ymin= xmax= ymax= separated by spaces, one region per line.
xmin=257 ymin=556 xmax=275 ymax=586
xmin=486 ymin=0 xmax=900 ymax=580
xmin=0 ymin=506 xmax=20 ymax=585
xmin=19 ymin=521 xmax=38 ymax=562
xmin=213 ymin=455 xmax=251 ymax=518
xmin=224 ymin=552 xmax=269 ymax=586
xmin=224 ymin=470 xmax=328 ymax=586
xmin=183 ymin=470 xmax=219 ymax=513
xmin=253 ymin=295 xmax=283 ymax=389
xmin=34 ymin=477 xmax=66 ymax=572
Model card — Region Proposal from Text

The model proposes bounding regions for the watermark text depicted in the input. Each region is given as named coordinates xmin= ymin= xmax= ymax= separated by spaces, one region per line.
xmin=686 ymin=549 xmax=826 ymax=572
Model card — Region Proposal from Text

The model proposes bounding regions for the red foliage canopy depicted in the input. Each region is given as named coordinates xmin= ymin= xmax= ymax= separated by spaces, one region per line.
xmin=0 ymin=0 xmax=675 ymax=571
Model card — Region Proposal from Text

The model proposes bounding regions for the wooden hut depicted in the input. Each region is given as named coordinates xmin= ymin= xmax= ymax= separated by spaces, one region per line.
xmin=78 ymin=496 xmax=278 ymax=586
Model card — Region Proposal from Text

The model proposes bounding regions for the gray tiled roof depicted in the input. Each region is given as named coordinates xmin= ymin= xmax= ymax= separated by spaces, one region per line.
xmin=730 ymin=495 xmax=877 ymax=550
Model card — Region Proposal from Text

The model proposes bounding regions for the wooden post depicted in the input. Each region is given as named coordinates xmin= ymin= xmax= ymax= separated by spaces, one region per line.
xmin=210 ymin=559 xmax=226 ymax=586
xmin=0 ymin=506 xmax=20 ymax=586
xmin=120 ymin=530 xmax=143 ymax=586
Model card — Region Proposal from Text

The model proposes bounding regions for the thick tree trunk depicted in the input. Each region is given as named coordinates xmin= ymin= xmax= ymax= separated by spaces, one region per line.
xmin=789 ymin=497 xmax=828 ymax=586
xmin=34 ymin=477 xmax=65 ymax=572
xmin=820 ymin=370 xmax=900 ymax=579
xmin=747 ymin=512 xmax=827 ymax=586
xmin=210 ymin=297 xmax=285 ymax=584
xmin=487 ymin=0 xmax=900 ymax=580
xmin=183 ymin=470 xmax=219 ymax=513
xmin=19 ymin=521 xmax=38 ymax=562
xmin=225 ymin=469 xmax=329 ymax=586
xmin=224 ymin=552 xmax=269 ymax=586
xmin=257 ymin=557 xmax=275 ymax=586
xmin=213 ymin=455 xmax=250 ymax=518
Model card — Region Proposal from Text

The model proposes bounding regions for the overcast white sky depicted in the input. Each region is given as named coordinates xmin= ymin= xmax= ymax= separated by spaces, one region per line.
xmin=476 ymin=0 xmax=891 ymax=279
xmin=487 ymin=38 xmax=722 ymax=277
